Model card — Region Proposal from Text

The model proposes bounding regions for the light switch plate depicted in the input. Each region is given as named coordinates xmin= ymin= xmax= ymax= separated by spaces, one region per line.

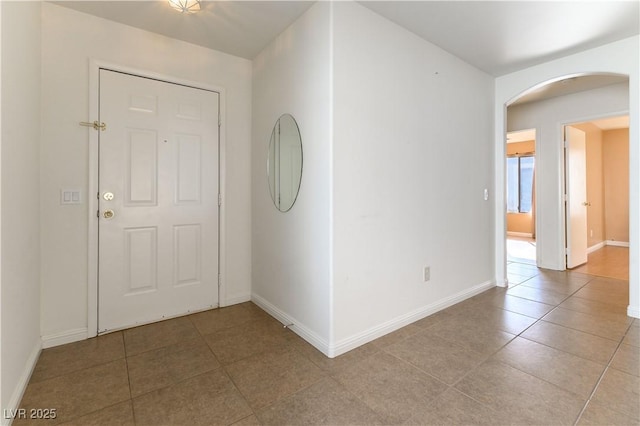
xmin=61 ymin=189 xmax=82 ymax=205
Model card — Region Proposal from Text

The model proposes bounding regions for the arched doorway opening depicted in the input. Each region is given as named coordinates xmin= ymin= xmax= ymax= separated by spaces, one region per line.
xmin=494 ymin=49 xmax=638 ymax=321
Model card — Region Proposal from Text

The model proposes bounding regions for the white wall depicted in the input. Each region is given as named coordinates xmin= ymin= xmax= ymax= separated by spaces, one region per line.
xmin=331 ymin=2 xmax=495 ymax=352
xmin=251 ymin=2 xmax=332 ymax=352
xmin=507 ymin=82 xmax=629 ymax=269
xmin=495 ymin=36 xmax=640 ymax=318
xmin=1 ymin=1 xmax=42 ymax=419
xmin=40 ymin=3 xmax=252 ymax=343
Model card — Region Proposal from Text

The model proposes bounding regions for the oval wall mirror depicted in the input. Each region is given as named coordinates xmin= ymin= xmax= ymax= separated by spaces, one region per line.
xmin=267 ymin=114 xmax=303 ymax=212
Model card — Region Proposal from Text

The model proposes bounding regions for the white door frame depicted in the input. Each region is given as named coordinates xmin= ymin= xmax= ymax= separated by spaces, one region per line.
xmin=87 ymin=60 xmax=227 ymax=338
xmin=560 ymin=112 xmax=629 ymax=270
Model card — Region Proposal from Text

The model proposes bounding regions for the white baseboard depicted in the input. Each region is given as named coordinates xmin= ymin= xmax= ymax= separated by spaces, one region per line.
xmin=328 ymin=279 xmax=496 ymax=358
xmin=627 ymin=305 xmax=640 ymax=319
xmin=41 ymin=328 xmax=87 ymax=349
xmin=507 ymin=232 xmax=533 ymax=238
xmin=221 ymin=292 xmax=251 ymax=307
xmin=251 ymin=293 xmax=330 ymax=356
xmin=606 ymin=240 xmax=630 ymax=248
xmin=587 ymin=242 xmax=606 ymax=254
xmin=2 ymin=340 xmax=41 ymax=426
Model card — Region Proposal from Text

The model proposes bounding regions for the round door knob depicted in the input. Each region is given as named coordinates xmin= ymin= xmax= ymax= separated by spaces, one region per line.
xmin=103 ymin=192 xmax=114 ymax=201
xmin=103 ymin=209 xmax=115 ymax=219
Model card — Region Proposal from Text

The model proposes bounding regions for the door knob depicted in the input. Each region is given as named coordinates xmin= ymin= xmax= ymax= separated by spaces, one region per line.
xmin=582 ymin=202 xmax=591 ymax=207
xmin=103 ymin=192 xmax=114 ymax=201
xmin=103 ymin=209 xmax=115 ymax=219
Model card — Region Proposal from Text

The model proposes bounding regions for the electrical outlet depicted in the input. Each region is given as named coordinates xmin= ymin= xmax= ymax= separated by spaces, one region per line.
xmin=423 ymin=266 xmax=431 ymax=282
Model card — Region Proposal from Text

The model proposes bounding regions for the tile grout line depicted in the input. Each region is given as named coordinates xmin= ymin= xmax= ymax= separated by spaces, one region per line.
xmin=572 ymin=321 xmax=634 ymax=426
xmin=504 ymin=267 xmax=634 ymax=425
xmin=123 ymin=355 xmax=136 ymax=426
xmin=380 ymin=345 xmax=504 ymax=421
xmin=450 ymin=271 xmax=619 ymax=419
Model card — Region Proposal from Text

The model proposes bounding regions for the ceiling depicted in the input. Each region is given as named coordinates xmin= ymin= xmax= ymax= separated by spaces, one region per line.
xmin=55 ymin=1 xmax=639 ymax=77
xmin=358 ymin=1 xmax=639 ymax=76
xmin=53 ymin=1 xmax=316 ymax=59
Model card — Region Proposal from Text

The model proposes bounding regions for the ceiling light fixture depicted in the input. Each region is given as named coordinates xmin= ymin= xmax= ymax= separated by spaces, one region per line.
xmin=168 ymin=0 xmax=201 ymax=14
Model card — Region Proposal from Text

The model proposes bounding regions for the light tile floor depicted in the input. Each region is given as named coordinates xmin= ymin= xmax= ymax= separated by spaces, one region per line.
xmin=14 ymin=264 xmax=639 ymax=425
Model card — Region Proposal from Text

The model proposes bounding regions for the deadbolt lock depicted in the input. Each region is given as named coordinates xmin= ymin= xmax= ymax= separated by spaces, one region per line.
xmin=103 ymin=209 xmax=115 ymax=219
xmin=103 ymin=192 xmax=114 ymax=201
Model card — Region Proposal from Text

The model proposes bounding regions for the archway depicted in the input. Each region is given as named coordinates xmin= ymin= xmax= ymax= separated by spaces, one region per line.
xmin=493 ymin=37 xmax=639 ymax=319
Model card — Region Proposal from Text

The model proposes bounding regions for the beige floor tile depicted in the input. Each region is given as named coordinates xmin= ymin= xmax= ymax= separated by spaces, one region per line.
xmin=507 ymin=271 xmax=536 ymax=284
xmin=30 ymin=333 xmax=125 ymax=383
xmin=591 ymin=368 xmax=640 ymax=420
xmin=507 ymin=262 xmax=540 ymax=274
xmin=280 ymin=328 xmax=325 ymax=357
xmin=581 ymin=276 xmax=629 ymax=291
xmin=17 ymin=359 xmax=130 ymax=425
xmin=454 ymin=360 xmax=585 ymax=425
xmin=189 ymin=303 xmax=270 ymax=335
xmin=572 ymin=287 xmax=629 ymax=307
xmin=439 ymin=297 xmax=487 ymax=317
xmin=537 ymin=269 xmax=592 ymax=285
xmin=543 ymin=307 xmax=632 ymax=340
xmin=521 ymin=321 xmax=619 ymax=364
xmin=508 ymin=266 xmax=537 ymax=277
xmin=385 ymin=332 xmax=486 ymax=385
xmin=127 ymin=337 xmax=221 ymax=397
xmin=559 ymin=296 xmax=629 ymax=316
xmin=256 ymin=377 xmax=383 ymax=425
xmin=610 ymin=344 xmax=640 ymax=377
xmin=411 ymin=310 xmax=454 ymax=329
xmin=333 ymin=352 xmax=447 ymax=424
xmin=62 ymin=401 xmax=135 ymax=426
xmin=454 ymin=305 xmax=537 ymax=335
xmin=123 ymin=316 xmax=201 ymax=356
xmin=578 ymin=400 xmax=639 ymax=426
xmin=493 ymin=337 xmax=605 ymax=398
xmin=405 ymin=388 xmax=511 ymax=425
xmin=518 ymin=276 xmax=586 ymax=295
xmin=132 ymin=370 xmax=252 ymax=426
xmin=231 ymin=415 xmax=262 ymax=425
xmin=370 ymin=324 xmax=422 ymax=348
xmin=303 ymin=342 xmax=380 ymax=376
xmin=16 ymin=269 xmax=634 ymax=426
xmin=482 ymin=293 xmax=555 ymax=319
xmin=424 ymin=315 xmax=516 ymax=356
xmin=506 ymin=284 xmax=569 ymax=305
xmin=203 ymin=319 xmax=291 ymax=365
xmin=225 ymin=347 xmax=325 ymax=410
xmin=623 ymin=322 xmax=640 ymax=348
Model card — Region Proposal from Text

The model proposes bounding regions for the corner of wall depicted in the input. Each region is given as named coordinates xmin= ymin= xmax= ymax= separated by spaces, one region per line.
xmin=1 ymin=1 xmax=43 ymax=417
xmin=252 ymin=292 xmax=330 ymax=356
xmin=1 ymin=342 xmax=41 ymax=426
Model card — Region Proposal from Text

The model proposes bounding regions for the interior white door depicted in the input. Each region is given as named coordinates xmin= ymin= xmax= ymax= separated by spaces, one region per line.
xmin=98 ymin=69 xmax=219 ymax=333
xmin=565 ymin=125 xmax=588 ymax=268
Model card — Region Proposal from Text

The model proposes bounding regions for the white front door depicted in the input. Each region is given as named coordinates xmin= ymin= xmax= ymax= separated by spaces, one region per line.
xmin=98 ymin=69 xmax=219 ymax=333
xmin=565 ymin=125 xmax=588 ymax=268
